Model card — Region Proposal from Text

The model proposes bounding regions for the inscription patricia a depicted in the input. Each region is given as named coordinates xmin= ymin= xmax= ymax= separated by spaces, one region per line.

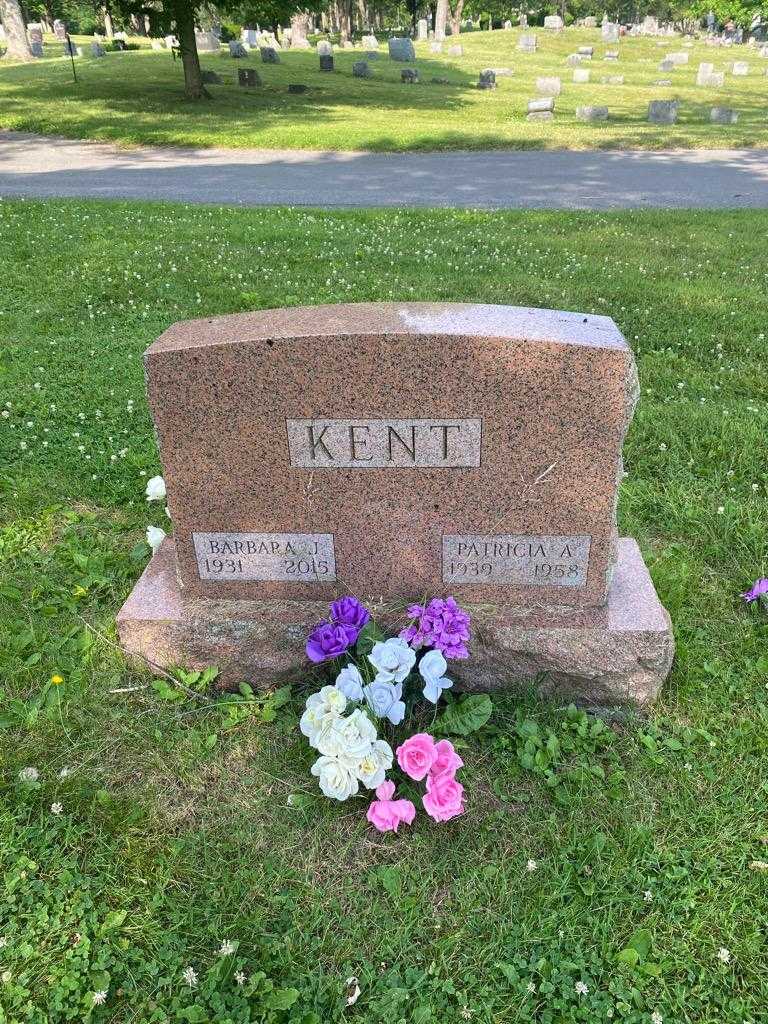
xmin=442 ymin=534 xmax=591 ymax=587
xmin=286 ymin=418 xmax=482 ymax=468
xmin=193 ymin=532 xmax=336 ymax=582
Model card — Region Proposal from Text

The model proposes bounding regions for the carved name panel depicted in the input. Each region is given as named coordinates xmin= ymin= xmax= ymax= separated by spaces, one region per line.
xmin=193 ymin=532 xmax=336 ymax=582
xmin=442 ymin=534 xmax=591 ymax=586
xmin=286 ymin=418 xmax=482 ymax=468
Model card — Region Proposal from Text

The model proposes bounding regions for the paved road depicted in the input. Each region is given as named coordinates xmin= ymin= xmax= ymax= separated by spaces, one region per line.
xmin=2 ymin=131 xmax=768 ymax=208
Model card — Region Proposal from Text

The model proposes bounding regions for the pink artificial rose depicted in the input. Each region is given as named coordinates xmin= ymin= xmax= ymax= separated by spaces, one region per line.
xmin=366 ymin=780 xmax=416 ymax=833
xmin=430 ymin=739 xmax=463 ymax=779
xmin=396 ymin=733 xmax=438 ymax=781
xmin=423 ymin=772 xmax=465 ymax=823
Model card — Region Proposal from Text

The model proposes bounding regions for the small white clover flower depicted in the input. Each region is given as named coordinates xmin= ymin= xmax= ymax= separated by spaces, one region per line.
xmin=651 ymin=1011 xmax=663 ymax=1024
xmin=18 ymin=767 xmax=39 ymax=783
xmin=526 ymin=981 xmax=536 ymax=993
xmin=0 ymin=937 xmax=8 ymax=949
xmin=575 ymin=981 xmax=589 ymax=996
xmin=526 ymin=859 xmax=538 ymax=872
xmin=182 ymin=966 xmax=198 ymax=987
xmin=717 ymin=947 xmax=731 ymax=964
xmin=643 ymin=890 xmax=654 ymax=902
xmin=50 ymin=802 xmax=63 ymax=816
xmin=219 ymin=940 xmax=235 ymax=956
xmin=235 ymin=970 xmax=246 ymax=986
xmin=92 ymin=990 xmax=107 ymax=1006
xmin=58 ymin=766 xmax=72 ymax=779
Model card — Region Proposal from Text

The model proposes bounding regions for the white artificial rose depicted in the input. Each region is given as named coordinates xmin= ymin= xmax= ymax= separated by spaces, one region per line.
xmin=355 ymin=739 xmax=394 ymax=789
xmin=145 ymin=475 xmax=166 ymax=502
xmin=368 ymin=638 xmax=416 ymax=684
xmin=146 ymin=525 xmax=166 ymax=553
xmin=299 ymin=685 xmax=347 ymax=747
xmin=418 ymin=648 xmax=453 ymax=703
xmin=311 ymin=755 xmax=359 ymax=801
xmin=318 ymin=707 xmax=376 ymax=762
xmin=335 ymin=664 xmax=364 ymax=702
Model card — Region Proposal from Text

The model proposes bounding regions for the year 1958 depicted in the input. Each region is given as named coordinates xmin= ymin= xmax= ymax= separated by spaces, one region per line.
xmin=534 ymin=563 xmax=581 ymax=579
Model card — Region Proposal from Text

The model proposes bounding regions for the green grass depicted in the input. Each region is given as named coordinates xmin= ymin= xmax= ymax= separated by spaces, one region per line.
xmin=1 ymin=27 xmax=767 ymax=150
xmin=1 ymin=199 xmax=768 ymax=1022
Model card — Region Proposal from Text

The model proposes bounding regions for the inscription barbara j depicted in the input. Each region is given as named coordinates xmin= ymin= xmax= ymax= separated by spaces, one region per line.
xmin=286 ymin=418 xmax=482 ymax=468
xmin=193 ymin=532 xmax=336 ymax=582
xmin=442 ymin=535 xmax=591 ymax=587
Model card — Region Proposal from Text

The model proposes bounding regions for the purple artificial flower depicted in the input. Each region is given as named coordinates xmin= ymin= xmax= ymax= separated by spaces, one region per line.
xmin=306 ymin=622 xmax=353 ymax=664
xmin=400 ymin=596 xmax=471 ymax=660
xmin=742 ymin=578 xmax=768 ymax=603
xmin=329 ymin=596 xmax=371 ymax=644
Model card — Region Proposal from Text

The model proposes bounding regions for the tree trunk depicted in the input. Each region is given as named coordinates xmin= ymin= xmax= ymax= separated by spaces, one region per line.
xmin=0 ymin=0 xmax=34 ymax=60
xmin=289 ymin=11 xmax=309 ymax=47
xmin=172 ymin=2 xmax=209 ymax=100
xmin=449 ymin=0 xmax=464 ymax=36
xmin=434 ymin=0 xmax=448 ymax=40
xmin=102 ymin=6 xmax=114 ymax=38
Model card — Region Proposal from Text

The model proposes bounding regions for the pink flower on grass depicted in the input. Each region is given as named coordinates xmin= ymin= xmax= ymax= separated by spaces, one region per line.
xmin=366 ymin=781 xmax=416 ymax=833
xmin=396 ymin=733 xmax=438 ymax=781
xmin=431 ymin=739 xmax=463 ymax=779
xmin=423 ymin=772 xmax=465 ymax=822
xmin=743 ymin=578 xmax=768 ymax=603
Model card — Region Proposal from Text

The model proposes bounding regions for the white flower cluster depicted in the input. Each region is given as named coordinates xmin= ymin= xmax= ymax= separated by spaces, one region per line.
xmin=301 ymin=686 xmax=393 ymax=801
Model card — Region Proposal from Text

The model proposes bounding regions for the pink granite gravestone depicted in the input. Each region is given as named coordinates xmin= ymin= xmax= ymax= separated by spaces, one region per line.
xmin=117 ymin=303 xmax=674 ymax=706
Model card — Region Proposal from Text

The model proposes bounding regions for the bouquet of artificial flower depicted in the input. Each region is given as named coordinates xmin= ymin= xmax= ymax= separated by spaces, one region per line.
xmin=300 ymin=596 xmax=472 ymax=831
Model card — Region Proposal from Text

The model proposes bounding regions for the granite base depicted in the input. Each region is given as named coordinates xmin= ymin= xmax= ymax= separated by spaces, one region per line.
xmin=116 ymin=538 xmax=674 ymax=708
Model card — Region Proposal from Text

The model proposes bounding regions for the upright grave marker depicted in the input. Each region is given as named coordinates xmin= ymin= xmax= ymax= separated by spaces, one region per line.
xmin=118 ymin=304 xmax=674 ymax=705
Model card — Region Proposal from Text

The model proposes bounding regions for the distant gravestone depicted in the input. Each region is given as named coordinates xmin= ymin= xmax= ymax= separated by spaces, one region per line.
xmin=389 ymin=37 xmax=415 ymax=61
xmin=238 ymin=67 xmax=260 ymax=87
xmin=566 ymin=53 xmax=583 ymax=66
xmin=195 ymin=31 xmax=220 ymax=52
xmin=430 ymin=41 xmax=442 ymax=53
xmin=573 ymin=67 xmax=590 ymax=83
xmin=201 ymin=70 xmax=223 ymax=84
xmin=229 ymin=41 xmax=248 ymax=58
xmin=90 ymin=42 xmax=105 ymax=57
xmin=27 ymin=23 xmax=43 ymax=43
xmin=62 ymin=40 xmax=79 ymax=56
xmin=666 ymin=51 xmax=689 ymax=64
xmin=319 ymin=53 xmax=334 ymax=71
xmin=696 ymin=62 xmax=714 ymax=83
xmin=242 ymin=29 xmax=258 ymax=46
xmin=401 ymin=67 xmax=419 ymax=83
xmin=431 ymin=76 xmax=450 ymax=85
xmin=655 ymin=79 xmax=673 ymax=86
xmin=648 ymin=99 xmax=679 ymax=123
xmin=317 ymin=39 xmax=332 ymax=55
xmin=602 ymin=23 xmax=619 ymax=42
xmin=417 ymin=19 xmax=428 ymax=41
xmin=578 ymin=46 xmax=594 ymax=58
xmin=584 ymin=16 xmax=597 ymax=27
xmin=536 ymin=75 xmax=561 ymax=96
xmin=30 ymin=41 xmax=43 ymax=57
xmin=710 ymin=106 xmax=738 ymax=123
xmin=478 ymin=69 xmax=496 ymax=89
xmin=353 ymin=60 xmax=371 ymax=78
xmin=527 ymin=97 xmax=554 ymax=120
xmin=604 ymin=50 xmax=619 ymax=60
xmin=576 ymin=105 xmax=609 ymax=121
xmin=504 ymin=20 xmax=512 ymax=30
xmin=518 ymin=33 xmax=537 ymax=52
xmin=261 ymin=46 xmax=280 ymax=63
xmin=448 ymin=44 xmax=463 ymax=56
xmin=543 ymin=15 xmax=564 ymax=30
xmin=53 ymin=19 xmax=67 ymax=40
xmin=701 ymin=71 xmax=725 ymax=87
xmin=165 ymin=35 xmax=177 ymax=48
xmin=732 ymin=61 xmax=749 ymax=75
xmin=362 ymin=34 xmax=378 ymax=49
xmin=151 ymin=39 xmax=165 ymax=50
xmin=604 ymin=74 xmax=624 ymax=84
xmin=288 ymin=83 xmax=308 ymax=93
xmin=659 ymin=59 xmax=674 ymax=72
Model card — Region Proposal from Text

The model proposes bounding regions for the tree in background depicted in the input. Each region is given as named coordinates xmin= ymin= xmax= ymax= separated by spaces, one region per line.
xmin=0 ymin=0 xmax=34 ymax=58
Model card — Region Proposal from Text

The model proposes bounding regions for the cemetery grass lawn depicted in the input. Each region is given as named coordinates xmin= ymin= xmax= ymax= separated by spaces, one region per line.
xmin=1 ymin=28 xmax=768 ymax=151
xmin=2 ymin=199 xmax=768 ymax=1022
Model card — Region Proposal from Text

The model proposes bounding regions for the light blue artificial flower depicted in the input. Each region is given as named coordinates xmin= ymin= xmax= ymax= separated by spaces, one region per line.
xmin=363 ymin=679 xmax=406 ymax=725
xmin=418 ymin=649 xmax=453 ymax=704
xmin=368 ymin=637 xmax=416 ymax=683
xmin=335 ymin=664 xmax=365 ymax=702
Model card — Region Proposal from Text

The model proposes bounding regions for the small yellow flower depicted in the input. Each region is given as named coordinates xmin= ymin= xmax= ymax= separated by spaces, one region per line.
xmin=51 ymin=674 xmax=64 ymax=685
